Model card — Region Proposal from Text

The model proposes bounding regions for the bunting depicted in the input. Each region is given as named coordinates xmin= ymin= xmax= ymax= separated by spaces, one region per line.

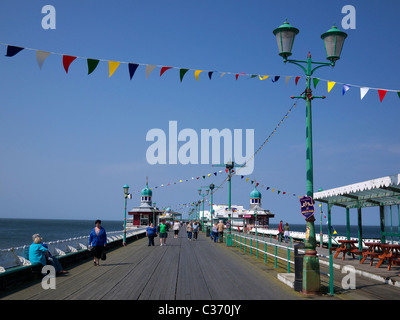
xmin=36 ymin=51 xmax=51 ymax=70
xmin=87 ymin=59 xmax=100 ymax=75
xmin=1 ymin=43 xmax=399 ymax=103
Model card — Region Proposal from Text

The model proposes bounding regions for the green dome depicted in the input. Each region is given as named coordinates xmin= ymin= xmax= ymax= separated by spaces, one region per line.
xmin=141 ymin=185 xmax=152 ymax=196
xmin=250 ymin=187 xmax=261 ymax=199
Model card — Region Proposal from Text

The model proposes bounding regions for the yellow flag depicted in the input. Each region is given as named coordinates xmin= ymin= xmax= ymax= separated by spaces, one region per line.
xmin=194 ymin=70 xmax=203 ymax=81
xmin=208 ymin=174 xmax=211 ymax=177
xmin=109 ymin=61 xmax=120 ymax=77
xmin=272 ymin=189 xmax=275 ymax=192
xmin=327 ymin=81 xmax=336 ymax=93
xmin=246 ymin=178 xmax=249 ymax=182
xmin=259 ymin=75 xmax=269 ymax=80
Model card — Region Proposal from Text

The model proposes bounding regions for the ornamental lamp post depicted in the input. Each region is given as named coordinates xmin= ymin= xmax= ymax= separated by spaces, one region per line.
xmin=209 ymin=183 xmax=215 ymax=223
xmin=123 ymin=184 xmax=129 ymax=246
xmin=273 ymin=20 xmax=347 ymax=295
xmin=198 ymin=187 xmax=210 ymax=231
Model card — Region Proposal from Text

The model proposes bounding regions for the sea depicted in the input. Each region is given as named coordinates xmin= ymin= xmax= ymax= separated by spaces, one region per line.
xmin=0 ymin=218 xmax=124 ymax=250
xmin=0 ymin=218 xmax=385 ymax=250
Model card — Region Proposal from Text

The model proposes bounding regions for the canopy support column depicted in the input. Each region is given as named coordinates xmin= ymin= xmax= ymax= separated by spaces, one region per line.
xmin=357 ymin=206 xmax=363 ymax=261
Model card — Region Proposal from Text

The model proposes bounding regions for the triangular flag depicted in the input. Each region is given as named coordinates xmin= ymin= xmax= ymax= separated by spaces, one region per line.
xmin=246 ymin=178 xmax=249 ymax=182
xmin=220 ymin=72 xmax=226 ymax=77
xmin=214 ymin=172 xmax=217 ymax=176
xmin=5 ymin=45 xmax=24 ymax=57
xmin=378 ymin=89 xmax=388 ymax=102
xmin=259 ymin=75 xmax=269 ymax=80
xmin=63 ymin=55 xmax=77 ymax=74
xmin=160 ymin=66 xmax=173 ymax=76
xmin=285 ymin=76 xmax=292 ymax=86
xmin=360 ymin=87 xmax=369 ymax=100
xmin=236 ymin=73 xmax=245 ymax=80
xmin=128 ymin=63 xmax=139 ymax=80
xmin=146 ymin=65 xmax=156 ymax=79
xmin=327 ymin=81 xmax=336 ymax=93
xmin=272 ymin=76 xmax=280 ymax=83
xmin=87 ymin=59 xmax=100 ymax=75
xmin=295 ymin=76 xmax=301 ymax=85
xmin=208 ymin=173 xmax=211 ymax=177
xmin=278 ymin=190 xmax=281 ymax=194
xmin=208 ymin=71 xmax=214 ymax=80
xmin=194 ymin=70 xmax=203 ymax=81
xmin=180 ymin=69 xmax=189 ymax=82
xmin=342 ymin=84 xmax=351 ymax=95
xmin=36 ymin=51 xmax=51 ymax=70
xmin=109 ymin=61 xmax=120 ymax=77
xmin=397 ymin=92 xmax=400 ymax=99
xmin=272 ymin=189 xmax=275 ymax=192
xmin=249 ymin=75 xmax=257 ymax=79
xmin=313 ymin=78 xmax=320 ymax=88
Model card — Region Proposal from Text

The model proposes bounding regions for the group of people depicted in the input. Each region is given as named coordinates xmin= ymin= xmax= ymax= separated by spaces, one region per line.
xmin=278 ymin=220 xmax=291 ymax=243
xmin=145 ymin=220 xmax=182 ymax=247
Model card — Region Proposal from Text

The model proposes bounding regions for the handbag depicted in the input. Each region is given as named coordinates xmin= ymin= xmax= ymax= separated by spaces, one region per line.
xmin=154 ymin=233 xmax=157 ymax=238
xmin=101 ymin=251 xmax=107 ymax=261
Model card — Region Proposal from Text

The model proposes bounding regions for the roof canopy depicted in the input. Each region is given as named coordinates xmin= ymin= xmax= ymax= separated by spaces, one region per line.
xmin=314 ymin=173 xmax=400 ymax=209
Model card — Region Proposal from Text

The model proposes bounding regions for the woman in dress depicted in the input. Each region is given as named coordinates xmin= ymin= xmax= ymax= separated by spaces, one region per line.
xmin=173 ymin=220 xmax=180 ymax=238
xmin=88 ymin=220 xmax=107 ymax=266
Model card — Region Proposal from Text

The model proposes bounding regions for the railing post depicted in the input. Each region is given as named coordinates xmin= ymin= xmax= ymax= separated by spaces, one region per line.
xmin=250 ymin=236 xmax=252 ymax=256
xmin=274 ymin=244 xmax=277 ymax=268
xmin=265 ymin=241 xmax=267 ymax=263
xmin=287 ymin=247 xmax=291 ymax=273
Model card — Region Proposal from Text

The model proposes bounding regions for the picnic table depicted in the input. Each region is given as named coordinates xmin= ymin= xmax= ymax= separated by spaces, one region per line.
xmin=331 ymin=239 xmax=362 ymax=260
xmin=375 ymin=244 xmax=400 ymax=271
xmin=360 ymin=242 xmax=382 ymax=266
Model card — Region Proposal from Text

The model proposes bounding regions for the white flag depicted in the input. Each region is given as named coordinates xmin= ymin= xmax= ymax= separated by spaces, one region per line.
xmin=360 ymin=87 xmax=369 ymax=100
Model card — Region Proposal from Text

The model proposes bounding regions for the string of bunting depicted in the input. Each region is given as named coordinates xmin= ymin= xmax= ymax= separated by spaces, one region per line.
xmin=2 ymin=43 xmax=399 ymax=102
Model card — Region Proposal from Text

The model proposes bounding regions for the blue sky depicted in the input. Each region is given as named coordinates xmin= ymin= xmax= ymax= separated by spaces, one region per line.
xmin=0 ymin=0 xmax=399 ymax=226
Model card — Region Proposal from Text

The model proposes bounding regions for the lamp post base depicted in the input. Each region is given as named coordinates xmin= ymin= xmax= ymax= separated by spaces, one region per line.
xmin=302 ymin=252 xmax=320 ymax=295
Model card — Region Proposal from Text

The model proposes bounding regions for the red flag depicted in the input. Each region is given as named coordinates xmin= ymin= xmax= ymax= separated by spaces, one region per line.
xmin=235 ymin=73 xmax=245 ymax=80
xmin=160 ymin=66 xmax=173 ymax=76
xmin=295 ymin=76 xmax=301 ymax=85
xmin=378 ymin=89 xmax=387 ymax=102
xmin=63 ymin=55 xmax=77 ymax=74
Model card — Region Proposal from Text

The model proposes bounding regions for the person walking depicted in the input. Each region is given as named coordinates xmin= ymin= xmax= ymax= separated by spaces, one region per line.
xmin=146 ymin=223 xmax=157 ymax=246
xmin=217 ymin=220 xmax=225 ymax=243
xmin=212 ymin=223 xmax=218 ymax=243
xmin=88 ymin=219 xmax=107 ymax=266
xmin=159 ymin=220 xmax=168 ymax=246
xmin=186 ymin=221 xmax=193 ymax=240
xmin=284 ymin=223 xmax=290 ymax=243
xmin=193 ymin=221 xmax=199 ymax=241
xmin=173 ymin=220 xmax=180 ymax=239
xmin=278 ymin=220 xmax=284 ymax=242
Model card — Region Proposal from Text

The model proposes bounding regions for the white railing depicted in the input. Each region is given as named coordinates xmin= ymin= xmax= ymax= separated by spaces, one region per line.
xmin=0 ymin=228 xmax=146 ymax=273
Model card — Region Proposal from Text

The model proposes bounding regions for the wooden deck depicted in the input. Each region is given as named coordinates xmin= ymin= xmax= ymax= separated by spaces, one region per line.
xmin=0 ymin=229 xmax=300 ymax=300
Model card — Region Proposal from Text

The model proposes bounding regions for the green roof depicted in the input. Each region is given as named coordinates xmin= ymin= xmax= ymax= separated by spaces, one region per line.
xmin=250 ymin=187 xmax=261 ymax=199
xmin=141 ymin=184 xmax=152 ymax=196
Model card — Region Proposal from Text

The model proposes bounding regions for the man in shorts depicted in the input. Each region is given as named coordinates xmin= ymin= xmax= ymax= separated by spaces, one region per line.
xmin=159 ymin=220 xmax=168 ymax=246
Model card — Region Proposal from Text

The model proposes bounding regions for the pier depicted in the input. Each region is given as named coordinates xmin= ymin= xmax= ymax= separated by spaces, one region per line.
xmin=1 ymin=227 xmax=400 ymax=301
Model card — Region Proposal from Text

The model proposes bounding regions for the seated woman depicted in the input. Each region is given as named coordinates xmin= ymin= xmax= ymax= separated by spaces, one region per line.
xmin=29 ymin=235 xmax=48 ymax=267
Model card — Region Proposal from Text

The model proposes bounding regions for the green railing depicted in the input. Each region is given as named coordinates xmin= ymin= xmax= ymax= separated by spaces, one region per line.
xmin=229 ymin=230 xmax=295 ymax=273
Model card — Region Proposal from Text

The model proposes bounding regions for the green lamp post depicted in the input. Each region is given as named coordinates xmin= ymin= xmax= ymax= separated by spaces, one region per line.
xmin=198 ymin=187 xmax=210 ymax=226
xmin=273 ymin=20 xmax=347 ymax=295
xmin=123 ymin=184 xmax=130 ymax=246
xmin=209 ymin=183 xmax=215 ymax=227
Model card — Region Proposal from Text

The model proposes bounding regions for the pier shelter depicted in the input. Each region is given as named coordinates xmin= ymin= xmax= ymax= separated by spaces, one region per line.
xmin=128 ymin=182 xmax=163 ymax=226
xmin=314 ymin=173 xmax=400 ymax=250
